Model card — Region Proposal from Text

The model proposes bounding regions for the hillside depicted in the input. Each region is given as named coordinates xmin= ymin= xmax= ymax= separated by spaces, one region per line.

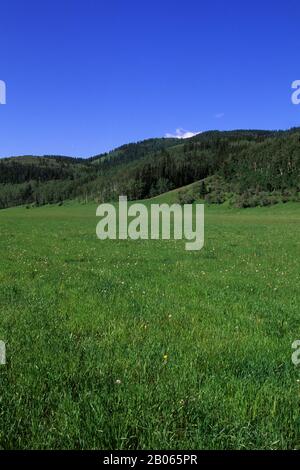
xmin=0 ymin=129 xmax=300 ymax=209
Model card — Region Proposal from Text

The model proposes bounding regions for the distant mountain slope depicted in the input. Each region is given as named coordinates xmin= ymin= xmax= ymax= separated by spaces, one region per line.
xmin=89 ymin=137 xmax=178 ymax=164
xmin=0 ymin=129 xmax=299 ymax=209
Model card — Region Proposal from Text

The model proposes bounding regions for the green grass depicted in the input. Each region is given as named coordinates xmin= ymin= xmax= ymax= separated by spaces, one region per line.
xmin=0 ymin=200 xmax=300 ymax=449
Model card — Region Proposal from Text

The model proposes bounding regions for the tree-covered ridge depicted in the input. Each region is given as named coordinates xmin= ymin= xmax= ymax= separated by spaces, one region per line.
xmin=0 ymin=157 xmax=91 ymax=185
xmin=0 ymin=129 xmax=299 ymax=209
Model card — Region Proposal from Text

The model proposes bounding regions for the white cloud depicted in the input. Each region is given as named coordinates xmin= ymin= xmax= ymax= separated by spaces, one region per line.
xmin=165 ymin=128 xmax=201 ymax=139
xmin=214 ymin=113 xmax=225 ymax=119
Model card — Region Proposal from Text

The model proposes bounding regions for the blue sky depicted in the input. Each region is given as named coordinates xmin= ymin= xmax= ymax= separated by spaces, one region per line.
xmin=0 ymin=0 xmax=300 ymax=157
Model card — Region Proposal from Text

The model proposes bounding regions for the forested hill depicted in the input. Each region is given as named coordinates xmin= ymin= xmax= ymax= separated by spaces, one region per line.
xmin=0 ymin=128 xmax=300 ymax=209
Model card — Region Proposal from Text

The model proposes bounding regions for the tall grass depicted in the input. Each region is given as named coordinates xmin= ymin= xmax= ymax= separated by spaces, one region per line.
xmin=0 ymin=201 xmax=299 ymax=449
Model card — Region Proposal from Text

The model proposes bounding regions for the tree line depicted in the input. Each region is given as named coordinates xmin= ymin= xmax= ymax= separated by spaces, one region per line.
xmin=0 ymin=129 xmax=299 ymax=209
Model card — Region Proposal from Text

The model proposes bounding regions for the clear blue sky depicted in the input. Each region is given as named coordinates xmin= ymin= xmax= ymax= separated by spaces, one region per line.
xmin=1 ymin=0 xmax=300 ymax=158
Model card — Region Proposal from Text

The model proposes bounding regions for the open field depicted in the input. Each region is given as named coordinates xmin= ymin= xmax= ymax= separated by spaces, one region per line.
xmin=0 ymin=201 xmax=300 ymax=449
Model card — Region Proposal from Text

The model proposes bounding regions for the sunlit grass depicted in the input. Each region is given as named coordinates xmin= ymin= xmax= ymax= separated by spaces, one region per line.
xmin=0 ymin=201 xmax=299 ymax=449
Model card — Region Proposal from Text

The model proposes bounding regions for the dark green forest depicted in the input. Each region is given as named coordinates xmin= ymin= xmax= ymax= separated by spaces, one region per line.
xmin=0 ymin=128 xmax=300 ymax=209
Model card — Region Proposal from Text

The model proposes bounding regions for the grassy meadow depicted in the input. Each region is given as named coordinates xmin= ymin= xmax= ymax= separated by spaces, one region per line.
xmin=0 ymin=198 xmax=300 ymax=449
